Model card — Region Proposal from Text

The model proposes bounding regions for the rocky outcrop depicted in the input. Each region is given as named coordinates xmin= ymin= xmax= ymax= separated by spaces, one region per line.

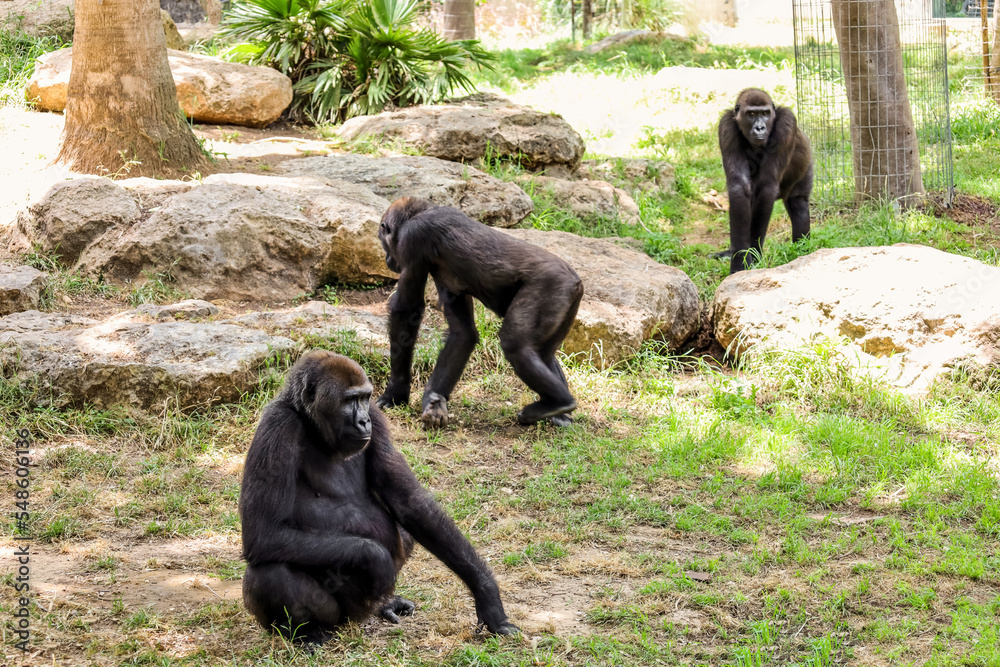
xmin=26 ymin=48 xmax=293 ymax=128
xmin=519 ymin=176 xmax=639 ymax=225
xmin=275 ymin=154 xmax=533 ymax=228
xmin=135 ymin=299 xmax=219 ymax=320
xmin=1 ymin=0 xmax=75 ymax=40
xmin=711 ymin=244 xmax=1000 ymax=389
xmin=0 ymin=266 xmax=49 ymax=316
xmin=337 ymin=93 xmax=586 ymax=172
xmin=230 ymin=301 xmax=390 ymax=350
xmin=501 ymin=229 xmax=701 ymax=365
xmin=578 ymin=158 xmax=676 ymax=194
xmin=0 ymin=309 xmax=296 ymax=410
xmin=74 ymin=173 xmax=394 ymax=301
xmin=8 ymin=177 xmax=141 ymax=266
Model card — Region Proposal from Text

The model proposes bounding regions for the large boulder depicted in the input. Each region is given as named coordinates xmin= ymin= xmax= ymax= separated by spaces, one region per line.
xmin=73 ymin=173 xmax=394 ymax=301
xmin=161 ymin=9 xmax=186 ymax=50
xmin=275 ymin=154 xmax=533 ymax=228
xmin=501 ymin=229 xmax=701 ymax=365
xmin=337 ymin=93 xmax=586 ymax=172
xmin=1 ymin=0 xmax=75 ymax=40
xmin=7 ymin=176 xmax=141 ymax=266
xmin=230 ymin=301 xmax=390 ymax=350
xmin=26 ymin=48 xmax=292 ymax=128
xmin=0 ymin=265 xmax=49 ymax=316
xmin=0 ymin=309 xmax=296 ymax=410
xmin=711 ymin=244 xmax=1000 ymax=389
xmin=517 ymin=175 xmax=639 ymax=226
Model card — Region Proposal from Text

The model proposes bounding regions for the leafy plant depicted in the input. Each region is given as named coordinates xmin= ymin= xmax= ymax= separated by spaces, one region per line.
xmin=220 ymin=0 xmax=496 ymax=123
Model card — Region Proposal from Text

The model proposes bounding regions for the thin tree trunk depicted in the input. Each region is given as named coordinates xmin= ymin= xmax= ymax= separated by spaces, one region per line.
xmin=56 ymin=0 xmax=207 ymax=179
xmin=991 ymin=1 xmax=1000 ymax=102
xmin=831 ymin=0 xmax=924 ymax=203
xmin=582 ymin=0 xmax=592 ymax=39
xmin=441 ymin=0 xmax=476 ymax=41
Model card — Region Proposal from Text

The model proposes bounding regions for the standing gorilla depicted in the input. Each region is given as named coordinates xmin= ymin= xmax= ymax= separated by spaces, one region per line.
xmin=717 ymin=88 xmax=813 ymax=273
xmin=240 ymin=350 xmax=518 ymax=643
xmin=376 ymin=197 xmax=584 ymax=428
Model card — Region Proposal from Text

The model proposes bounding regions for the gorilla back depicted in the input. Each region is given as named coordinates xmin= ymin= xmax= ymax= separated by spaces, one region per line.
xmin=239 ymin=350 xmax=517 ymax=643
xmin=376 ymin=197 xmax=584 ymax=429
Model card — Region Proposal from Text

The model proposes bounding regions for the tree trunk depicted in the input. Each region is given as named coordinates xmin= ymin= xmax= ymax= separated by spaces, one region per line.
xmin=441 ymin=0 xmax=476 ymax=41
xmin=582 ymin=0 xmax=592 ymax=39
xmin=831 ymin=0 xmax=923 ymax=203
xmin=56 ymin=0 xmax=208 ymax=179
xmin=991 ymin=1 xmax=1000 ymax=102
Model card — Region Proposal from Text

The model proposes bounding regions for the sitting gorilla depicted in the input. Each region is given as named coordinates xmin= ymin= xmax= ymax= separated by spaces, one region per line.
xmin=239 ymin=350 xmax=518 ymax=643
xmin=376 ymin=197 xmax=584 ymax=428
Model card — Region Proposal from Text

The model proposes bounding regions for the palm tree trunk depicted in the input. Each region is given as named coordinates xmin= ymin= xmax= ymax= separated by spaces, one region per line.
xmin=441 ymin=0 xmax=476 ymax=41
xmin=831 ymin=0 xmax=924 ymax=203
xmin=56 ymin=0 xmax=208 ymax=179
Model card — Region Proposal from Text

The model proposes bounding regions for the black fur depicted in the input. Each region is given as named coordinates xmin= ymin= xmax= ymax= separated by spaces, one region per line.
xmin=376 ymin=197 xmax=584 ymax=428
xmin=239 ymin=350 xmax=518 ymax=643
xmin=717 ymin=88 xmax=813 ymax=273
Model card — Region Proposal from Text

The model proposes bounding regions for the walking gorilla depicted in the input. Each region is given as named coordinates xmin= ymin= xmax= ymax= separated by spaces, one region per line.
xmin=716 ymin=88 xmax=813 ymax=273
xmin=376 ymin=197 xmax=584 ymax=428
xmin=240 ymin=351 xmax=518 ymax=643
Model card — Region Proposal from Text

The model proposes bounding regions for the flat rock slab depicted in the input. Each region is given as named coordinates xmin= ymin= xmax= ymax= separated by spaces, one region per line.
xmin=27 ymin=48 xmax=292 ymax=128
xmin=230 ymin=301 xmax=389 ymax=350
xmin=711 ymin=244 xmax=1000 ymax=389
xmin=0 ymin=310 xmax=296 ymax=410
xmin=0 ymin=265 xmax=49 ymax=316
xmin=337 ymin=92 xmax=586 ymax=172
xmin=275 ymin=153 xmax=533 ymax=228
xmin=501 ymin=229 xmax=701 ymax=365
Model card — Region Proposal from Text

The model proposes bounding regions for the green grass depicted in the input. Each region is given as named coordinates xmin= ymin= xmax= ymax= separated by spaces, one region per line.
xmin=473 ymin=39 xmax=795 ymax=92
xmin=0 ymin=29 xmax=66 ymax=107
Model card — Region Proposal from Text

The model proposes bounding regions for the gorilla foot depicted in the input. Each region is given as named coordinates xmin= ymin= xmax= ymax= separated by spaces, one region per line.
xmin=379 ymin=596 xmax=416 ymax=624
xmin=517 ymin=399 xmax=576 ymax=426
xmin=711 ymin=248 xmax=734 ymax=259
xmin=549 ymin=413 xmax=574 ymax=427
xmin=421 ymin=392 xmax=450 ymax=429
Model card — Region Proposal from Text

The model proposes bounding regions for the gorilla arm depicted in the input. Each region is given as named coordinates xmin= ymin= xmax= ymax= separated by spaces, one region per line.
xmin=239 ymin=403 xmax=394 ymax=584
xmin=377 ymin=262 xmax=430 ymax=409
xmin=365 ymin=409 xmax=518 ymax=635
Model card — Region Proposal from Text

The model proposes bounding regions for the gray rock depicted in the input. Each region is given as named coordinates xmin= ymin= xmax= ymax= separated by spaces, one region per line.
xmin=578 ymin=158 xmax=676 ymax=194
xmin=500 ymin=229 xmax=701 ymax=365
xmin=231 ymin=301 xmax=389 ymax=349
xmin=77 ymin=173 xmax=393 ymax=301
xmin=711 ymin=244 xmax=1000 ymax=389
xmin=27 ymin=48 xmax=293 ymax=128
xmin=0 ymin=266 xmax=50 ymax=316
xmin=275 ymin=154 xmax=533 ymax=228
xmin=0 ymin=310 xmax=97 ymax=332
xmin=8 ymin=177 xmax=141 ymax=266
xmin=135 ymin=299 xmax=219 ymax=320
xmin=117 ymin=177 xmax=196 ymax=210
xmin=584 ymin=30 xmax=688 ymax=54
xmin=0 ymin=311 xmax=296 ymax=410
xmin=1 ymin=0 xmax=75 ymax=40
xmin=518 ymin=175 xmax=639 ymax=225
xmin=337 ymin=93 xmax=586 ymax=172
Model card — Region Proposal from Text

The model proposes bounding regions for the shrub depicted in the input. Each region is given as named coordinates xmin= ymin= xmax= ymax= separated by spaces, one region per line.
xmin=220 ymin=0 xmax=495 ymax=123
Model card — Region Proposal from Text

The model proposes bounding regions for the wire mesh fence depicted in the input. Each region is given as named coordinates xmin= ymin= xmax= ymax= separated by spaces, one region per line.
xmin=792 ymin=0 xmax=954 ymax=206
